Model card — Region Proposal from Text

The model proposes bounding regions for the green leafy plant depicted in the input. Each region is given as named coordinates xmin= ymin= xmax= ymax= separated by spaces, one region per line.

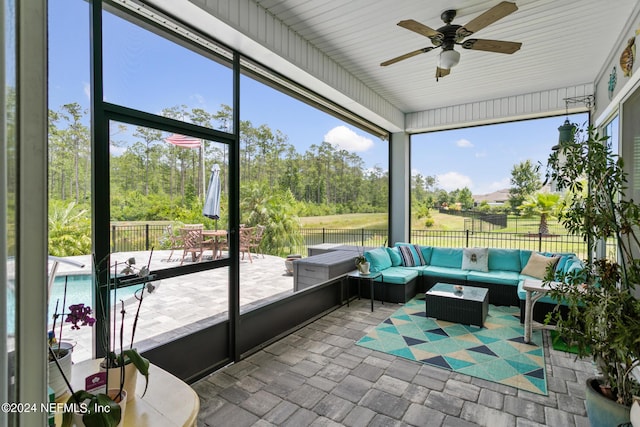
xmin=544 ymin=125 xmax=640 ymax=407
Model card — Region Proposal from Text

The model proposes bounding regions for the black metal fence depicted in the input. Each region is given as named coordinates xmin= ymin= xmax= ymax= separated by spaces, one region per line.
xmin=110 ymin=223 xmax=169 ymax=253
xmin=110 ymin=223 xmax=616 ymax=261
xmin=438 ymin=208 xmax=508 ymax=228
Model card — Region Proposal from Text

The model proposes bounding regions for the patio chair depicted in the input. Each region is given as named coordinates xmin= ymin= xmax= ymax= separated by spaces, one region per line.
xmin=179 ymin=224 xmax=213 ymax=265
xmin=163 ymin=224 xmax=182 ymax=261
xmin=239 ymin=226 xmax=255 ymax=263
xmin=249 ymin=225 xmax=266 ymax=259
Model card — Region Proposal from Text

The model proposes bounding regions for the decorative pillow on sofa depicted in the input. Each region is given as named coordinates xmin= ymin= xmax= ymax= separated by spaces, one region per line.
xmin=364 ymin=247 xmax=392 ymax=273
xmin=461 ymin=248 xmax=489 ymax=272
xmin=521 ymin=252 xmax=560 ymax=279
xmin=397 ymin=244 xmax=425 ymax=267
xmin=385 ymin=247 xmax=403 ymax=266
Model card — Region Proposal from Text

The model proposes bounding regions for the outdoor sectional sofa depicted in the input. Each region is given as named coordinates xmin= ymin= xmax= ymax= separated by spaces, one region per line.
xmin=363 ymin=243 xmax=584 ymax=322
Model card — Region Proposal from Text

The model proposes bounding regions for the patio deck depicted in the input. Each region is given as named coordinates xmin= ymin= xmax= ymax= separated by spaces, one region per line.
xmin=50 ymin=250 xmax=295 ymax=362
xmin=193 ymin=298 xmax=595 ymax=427
xmin=49 ymin=250 xmax=597 ymax=426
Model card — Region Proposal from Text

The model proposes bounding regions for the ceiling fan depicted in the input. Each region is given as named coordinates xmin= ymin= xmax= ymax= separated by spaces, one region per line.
xmin=381 ymin=1 xmax=522 ymax=80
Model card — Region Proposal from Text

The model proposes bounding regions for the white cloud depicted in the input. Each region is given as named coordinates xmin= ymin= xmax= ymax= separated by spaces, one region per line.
xmin=324 ymin=125 xmax=374 ymax=152
xmin=488 ymin=177 xmax=511 ymax=192
xmin=475 ymin=151 xmax=487 ymax=158
xmin=83 ymin=82 xmax=90 ymax=100
xmin=191 ymin=93 xmax=206 ymax=105
xmin=456 ymin=138 xmax=474 ymax=148
xmin=437 ymin=171 xmax=473 ymax=191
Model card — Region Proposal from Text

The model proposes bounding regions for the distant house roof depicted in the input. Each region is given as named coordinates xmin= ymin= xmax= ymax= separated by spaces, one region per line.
xmin=473 ymin=189 xmax=510 ymax=204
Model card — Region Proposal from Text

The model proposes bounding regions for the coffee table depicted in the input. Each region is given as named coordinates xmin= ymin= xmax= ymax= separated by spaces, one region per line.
xmin=425 ymin=282 xmax=489 ymax=327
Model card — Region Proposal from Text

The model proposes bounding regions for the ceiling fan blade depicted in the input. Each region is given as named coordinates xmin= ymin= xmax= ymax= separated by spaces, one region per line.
xmin=398 ymin=19 xmax=444 ymax=43
xmin=380 ymin=47 xmax=435 ymax=66
xmin=456 ymin=1 xmax=518 ymax=38
xmin=461 ymin=38 xmax=522 ymax=54
xmin=435 ymin=67 xmax=450 ymax=81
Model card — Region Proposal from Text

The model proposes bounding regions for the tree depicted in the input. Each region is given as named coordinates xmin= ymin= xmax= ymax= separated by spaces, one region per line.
xmin=48 ymin=200 xmax=91 ymax=256
xmin=456 ymin=187 xmax=474 ymax=210
xmin=241 ymin=182 xmax=303 ymax=256
xmin=508 ymin=160 xmax=541 ymax=213
xmin=518 ymin=192 xmax=560 ymax=234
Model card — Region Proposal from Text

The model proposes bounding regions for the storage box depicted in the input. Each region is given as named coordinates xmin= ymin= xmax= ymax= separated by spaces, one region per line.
xmin=293 ymin=250 xmax=356 ymax=291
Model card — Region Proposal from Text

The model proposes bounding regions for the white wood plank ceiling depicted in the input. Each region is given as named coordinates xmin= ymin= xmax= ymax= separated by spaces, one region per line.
xmin=160 ymin=0 xmax=640 ymax=132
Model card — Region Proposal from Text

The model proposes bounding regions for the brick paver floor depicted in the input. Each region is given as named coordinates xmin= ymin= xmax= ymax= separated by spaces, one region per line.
xmin=194 ymin=298 xmax=595 ymax=427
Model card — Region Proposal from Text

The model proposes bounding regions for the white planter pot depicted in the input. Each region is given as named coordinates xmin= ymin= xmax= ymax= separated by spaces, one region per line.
xmin=359 ymin=262 xmax=370 ymax=275
xmin=48 ymin=342 xmax=74 ymax=398
xmin=631 ymin=399 xmax=640 ymax=427
xmin=103 ymin=362 xmax=137 ymax=402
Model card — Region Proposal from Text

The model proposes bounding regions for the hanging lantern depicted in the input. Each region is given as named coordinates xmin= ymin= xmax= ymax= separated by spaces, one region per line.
xmin=557 ymin=119 xmax=576 ymax=144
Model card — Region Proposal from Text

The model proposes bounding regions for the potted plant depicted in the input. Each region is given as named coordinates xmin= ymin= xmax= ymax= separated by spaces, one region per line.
xmin=355 ymin=249 xmax=370 ymax=274
xmin=94 ymin=254 xmax=152 ymax=401
xmin=52 ymin=252 xmax=156 ymax=426
xmin=48 ymin=280 xmax=96 ymax=397
xmin=543 ymin=125 xmax=640 ymax=426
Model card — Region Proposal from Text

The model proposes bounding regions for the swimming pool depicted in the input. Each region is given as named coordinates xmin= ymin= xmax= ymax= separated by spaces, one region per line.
xmin=6 ymin=274 xmax=140 ymax=335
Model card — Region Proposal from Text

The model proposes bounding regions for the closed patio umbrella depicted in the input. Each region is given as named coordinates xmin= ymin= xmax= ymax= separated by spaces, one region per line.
xmin=203 ymin=164 xmax=221 ymax=222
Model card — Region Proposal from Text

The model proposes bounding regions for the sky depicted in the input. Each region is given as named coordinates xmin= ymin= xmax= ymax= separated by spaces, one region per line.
xmin=411 ymin=114 xmax=587 ymax=195
xmin=48 ymin=1 xmax=587 ymax=196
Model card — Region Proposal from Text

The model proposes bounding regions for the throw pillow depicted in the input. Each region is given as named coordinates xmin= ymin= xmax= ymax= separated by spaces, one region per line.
xmin=521 ymin=252 xmax=560 ymax=279
xmin=385 ymin=247 xmax=403 ymax=266
xmin=461 ymin=248 xmax=489 ymax=272
xmin=364 ymin=247 xmax=392 ymax=273
xmin=397 ymin=244 xmax=425 ymax=267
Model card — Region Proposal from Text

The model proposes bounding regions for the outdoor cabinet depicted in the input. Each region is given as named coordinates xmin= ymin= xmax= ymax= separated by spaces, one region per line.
xmin=293 ymin=250 xmax=356 ymax=291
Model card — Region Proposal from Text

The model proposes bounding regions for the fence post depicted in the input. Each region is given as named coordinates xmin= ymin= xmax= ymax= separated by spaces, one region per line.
xmin=465 ymin=229 xmax=469 ymax=247
xmin=145 ymin=224 xmax=150 ymax=250
xmin=111 ymin=225 xmax=117 ymax=252
xmin=538 ymin=233 xmax=542 ymax=252
xmin=322 ymin=228 xmax=326 ymax=244
xmin=361 ymin=228 xmax=365 ymax=247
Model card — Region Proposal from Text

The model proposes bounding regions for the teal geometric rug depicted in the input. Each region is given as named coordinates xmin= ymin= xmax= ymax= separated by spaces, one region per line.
xmin=356 ymin=296 xmax=547 ymax=395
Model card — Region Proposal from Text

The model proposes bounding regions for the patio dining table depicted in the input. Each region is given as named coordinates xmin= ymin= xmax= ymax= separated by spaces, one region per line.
xmin=203 ymin=229 xmax=228 ymax=259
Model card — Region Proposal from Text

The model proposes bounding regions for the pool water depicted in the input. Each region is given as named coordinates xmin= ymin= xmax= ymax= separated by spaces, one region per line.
xmin=6 ymin=274 xmax=139 ymax=335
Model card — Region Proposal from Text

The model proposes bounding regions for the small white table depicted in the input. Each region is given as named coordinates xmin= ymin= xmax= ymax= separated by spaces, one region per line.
xmin=522 ymin=279 xmax=558 ymax=343
xmin=56 ymin=360 xmax=199 ymax=426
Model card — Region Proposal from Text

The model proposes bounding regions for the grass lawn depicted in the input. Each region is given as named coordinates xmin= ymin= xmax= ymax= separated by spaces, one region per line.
xmin=300 ymin=211 xmax=467 ymax=230
xmin=300 ymin=213 xmax=387 ymax=229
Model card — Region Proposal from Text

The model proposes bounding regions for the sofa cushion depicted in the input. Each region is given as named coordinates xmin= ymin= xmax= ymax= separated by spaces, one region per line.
xmin=422 ymin=265 xmax=468 ymax=281
xmin=374 ymin=267 xmax=419 ymax=285
xmin=397 ymin=244 xmax=426 ymax=267
xmin=519 ymin=250 xmax=533 ymax=270
xmin=565 ymin=259 xmax=587 ymax=281
xmin=488 ymin=248 xmax=522 ymax=272
xmin=385 ymin=247 xmax=403 ymax=267
xmin=429 ymin=247 xmax=463 ymax=269
xmin=521 ymin=252 xmax=560 ymax=279
xmin=467 ymin=270 xmax=520 ymax=286
xmin=365 ymin=247 xmax=392 ymax=273
xmin=419 ymin=246 xmax=433 ymax=265
xmin=554 ymin=255 xmax=571 ymax=274
xmin=461 ymin=248 xmax=489 ymax=272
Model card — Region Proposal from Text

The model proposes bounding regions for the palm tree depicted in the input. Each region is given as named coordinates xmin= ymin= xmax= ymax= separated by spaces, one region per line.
xmin=518 ymin=192 xmax=561 ymax=235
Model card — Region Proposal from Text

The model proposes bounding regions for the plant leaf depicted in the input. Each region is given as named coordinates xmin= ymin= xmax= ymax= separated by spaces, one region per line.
xmin=123 ymin=348 xmax=150 ymax=397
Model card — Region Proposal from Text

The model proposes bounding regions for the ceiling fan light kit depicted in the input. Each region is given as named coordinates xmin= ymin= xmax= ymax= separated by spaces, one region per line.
xmin=381 ymin=1 xmax=522 ymax=80
xmin=438 ymin=49 xmax=460 ymax=69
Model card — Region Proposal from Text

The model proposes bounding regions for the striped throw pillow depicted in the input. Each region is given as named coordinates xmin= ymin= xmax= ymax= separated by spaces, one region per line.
xmin=398 ymin=244 xmax=425 ymax=267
